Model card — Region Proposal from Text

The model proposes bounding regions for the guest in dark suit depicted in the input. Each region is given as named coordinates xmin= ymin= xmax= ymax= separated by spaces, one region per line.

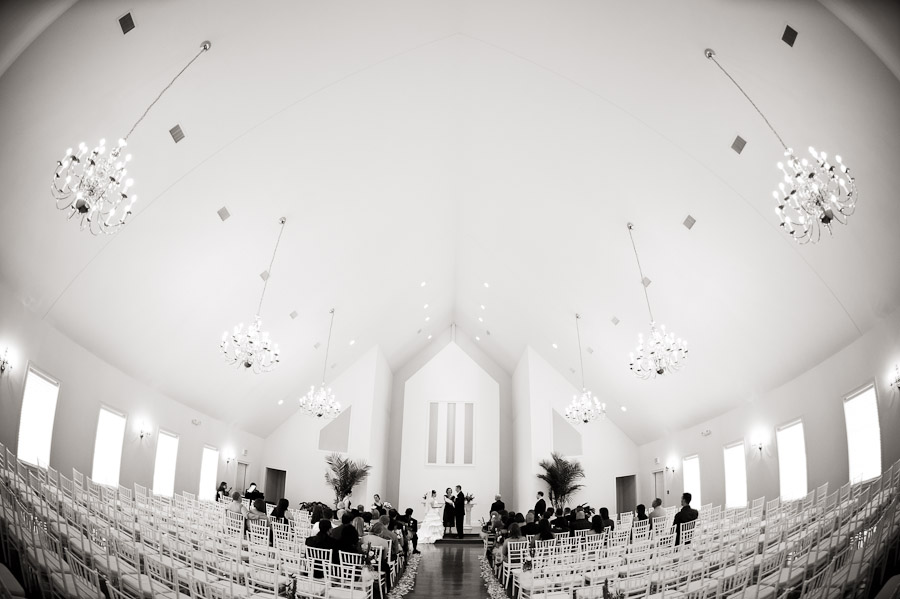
xmin=673 ymin=492 xmax=699 ymax=545
xmin=490 ymin=494 xmax=505 ymax=514
xmin=244 ymin=483 xmax=264 ymax=502
xmin=570 ymin=510 xmax=592 ymax=534
xmin=550 ymin=508 xmax=570 ymax=530
xmin=454 ymin=485 xmax=466 ymax=539
xmin=534 ymin=492 xmax=547 ymax=518
xmin=520 ymin=512 xmax=539 ymax=536
xmin=305 ymin=520 xmax=336 ymax=578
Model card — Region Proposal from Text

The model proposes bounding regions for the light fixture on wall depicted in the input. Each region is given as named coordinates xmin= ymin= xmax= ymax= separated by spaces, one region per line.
xmin=750 ymin=429 xmax=768 ymax=455
xmin=139 ymin=422 xmax=152 ymax=440
xmin=751 ymin=440 xmax=764 ymax=454
xmin=225 ymin=452 xmax=235 ymax=467
xmin=298 ymin=308 xmax=342 ymax=419
xmin=705 ymin=48 xmax=857 ymax=244
xmin=0 ymin=348 xmax=11 ymax=374
xmin=220 ymin=217 xmax=286 ymax=373
xmin=51 ymin=41 xmax=212 ymax=235
xmin=891 ymin=364 xmax=900 ymax=392
xmin=666 ymin=462 xmax=677 ymax=475
xmin=564 ymin=313 xmax=606 ymax=425
xmin=626 ymin=223 xmax=688 ymax=378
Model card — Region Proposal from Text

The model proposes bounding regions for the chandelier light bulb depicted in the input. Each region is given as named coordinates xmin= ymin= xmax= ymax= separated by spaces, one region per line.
xmin=51 ymin=42 xmax=211 ymax=235
xmin=298 ymin=308 xmax=342 ymax=419
xmin=564 ymin=313 xmax=606 ymax=425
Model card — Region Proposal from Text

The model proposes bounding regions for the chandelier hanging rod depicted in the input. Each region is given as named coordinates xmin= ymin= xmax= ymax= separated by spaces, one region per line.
xmin=124 ymin=41 xmax=211 ymax=141
xmin=704 ymin=48 xmax=787 ymax=151
xmin=322 ymin=308 xmax=335 ymax=384
xmin=575 ymin=313 xmax=585 ymax=390
xmin=257 ymin=217 xmax=287 ymax=316
xmin=626 ymin=223 xmax=654 ymax=323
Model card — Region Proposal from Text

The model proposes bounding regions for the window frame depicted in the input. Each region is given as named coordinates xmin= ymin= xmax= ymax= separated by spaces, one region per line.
xmin=682 ymin=453 xmax=701 ymax=508
xmin=776 ymin=418 xmax=809 ymax=501
xmin=91 ymin=404 xmax=128 ymax=487
xmin=842 ymin=381 xmax=881 ymax=484
xmin=16 ymin=362 xmax=61 ymax=468
xmin=198 ymin=445 xmax=220 ymax=501
xmin=152 ymin=428 xmax=180 ymax=498
xmin=723 ymin=439 xmax=748 ymax=509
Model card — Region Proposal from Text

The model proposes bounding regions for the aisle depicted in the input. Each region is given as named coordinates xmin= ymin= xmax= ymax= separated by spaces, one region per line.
xmin=404 ymin=543 xmax=486 ymax=598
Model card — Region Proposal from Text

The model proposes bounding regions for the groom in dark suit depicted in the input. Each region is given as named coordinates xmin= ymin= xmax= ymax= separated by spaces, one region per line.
xmin=454 ymin=485 xmax=466 ymax=539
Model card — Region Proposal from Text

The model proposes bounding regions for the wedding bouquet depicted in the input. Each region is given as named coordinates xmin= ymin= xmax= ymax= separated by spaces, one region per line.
xmin=382 ymin=501 xmax=394 ymax=511
xmin=465 ymin=493 xmax=475 ymax=503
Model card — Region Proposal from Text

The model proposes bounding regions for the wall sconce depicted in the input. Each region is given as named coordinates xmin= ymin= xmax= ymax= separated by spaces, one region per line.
xmin=891 ymin=364 xmax=900 ymax=392
xmin=139 ymin=422 xmax=152 ymax=440
xmin=0 ymin=348 xmax=12 ymax=374
xmin=665 ymin=463 xmax=677 ymax=475
xmin=750 ymin=440 xmax=764 ymax=454
xmin=225 ymin=453 xmax=235 ymax=466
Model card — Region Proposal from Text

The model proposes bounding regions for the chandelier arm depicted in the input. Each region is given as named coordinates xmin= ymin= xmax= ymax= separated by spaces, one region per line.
xmin=626 ymin=223 xmax=655 ymax=323
xmin=705 ymin=51 xmax=788 ymax=152
xmin=124 ymin=42 xmax=211 ymax=141
xmin=256 ymin=217 xmax=287 ymax=317
xmin=575 ymin=313 xmax=585 ymax=390
xmin=322 ymin=308 xmax=335 ymax=384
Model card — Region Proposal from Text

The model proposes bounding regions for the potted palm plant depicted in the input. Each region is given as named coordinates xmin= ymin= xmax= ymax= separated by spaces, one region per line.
xmin=324 ymin=453 xmax=372 ymax=509
xmin=536 ymin=452 xmax=585 ymax=511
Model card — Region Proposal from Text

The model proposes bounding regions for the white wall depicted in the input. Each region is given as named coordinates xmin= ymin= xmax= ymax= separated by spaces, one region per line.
xmin=637 ymin=306 xmax=900 ymax=509
xmin=512 ymin=349 xmax=533 ymax=510
xmin=0 ymin=279 xmax=264 ymax=496
xmin=260 ymin=346 xmax=393 ymax=507
xmin=397 ymin=341 xmax=500 ymax=521
xmin=513 ymin=347 xmax=640 ymax=513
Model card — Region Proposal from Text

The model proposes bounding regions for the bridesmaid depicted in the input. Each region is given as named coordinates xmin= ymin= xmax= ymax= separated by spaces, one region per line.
xmin=442 ymin=487 xmax=455 ymax=535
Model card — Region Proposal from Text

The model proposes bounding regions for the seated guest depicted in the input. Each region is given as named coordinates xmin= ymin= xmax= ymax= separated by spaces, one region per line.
xmin=536 ymin=518 xmax=554 ymax=542
xmin=244 ymin=483 xmax=264 ymax=502
xmin=334 ymin=526 xmax=363 ymax=563
xmin=570 ymin=510 xmax=591 ymax=533
xmin=590 ymin=515 xmax=605 ymax=535
xmin=364 ymin=523 xmax=392 ymax=556
xmin=226 ymin=492 xmax=248 ymax=516
xmin=490 ymin=494 xmax=505 ymax=514
xmin=378 ymin=515 xmax=401 ymax=558
xmin=247 ymin=499 xmax=270 ymax=525
xmin=542 ymin=507 xmax=555 ymax=521
xmin=216 ymin=482 xmax=229 ymax=502
xmin=371 ymin=494 xmax=384 ymax=512
xmin=550 ymin=509 xmax=570 ymax=530
xmin=673 ymin=493 xmax=699 ymax=545
xmin=648 ymin=498 xmax=666 ymax=526
xmin=490 ymin=513 xmax=503 ymax=534
xmin=310 ymin=505 xmax=324 ymax=525
xmin=501 ymin=523 xmax=523 ymax=560
xmin=330 ymin=512 xmax=354 ymax=540
xmin=362 ymin=510 xmax=374 ymax=524
xmin=352 ymin=516 xmax=365 ymax=537
xmin=305 ymin=520 xmax=336 ymax=578
xmin=598 ymin=507 xmax=615 ymax=531
xmin=520 ymin=512 xmax=539 ymax=536
xmin=635 ymin=504 xmax=648 ymax=522
xmin=270 ymin=498 xmax=293 ymax=522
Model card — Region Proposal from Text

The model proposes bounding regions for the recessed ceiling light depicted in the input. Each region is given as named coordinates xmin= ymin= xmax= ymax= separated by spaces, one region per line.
xmin=475 ymin=336 xmax=481 ymax=341
xmin=621 ymin=406 xmax=627 ymax=412
xmin=420 ymin=281 xmax=427 ymax=287
xmin=552 ymin=343 xmax=558 ymax=349
xmin=278 ymin=399 xmax=284 ymax=405
xmin=483 ymin=282 xmax=490 ymax=288
xmin=425 ymin=316 xmax=430 ymax=322
xmin=349 ymin=340 xmax=355 ymax=346
xmin=427 ymin=334 xmax=432 ymax=340
xmin=478 ymin=317 xmax=484 ymax=322
xmin=480 ymin=305 xmax=485 ymax=310
xmin=423 ymin=303 xmax=429 ymax=309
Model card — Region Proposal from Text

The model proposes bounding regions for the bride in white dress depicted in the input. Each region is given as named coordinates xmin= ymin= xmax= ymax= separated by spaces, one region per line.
xmin=418 ymin=490 xmax=445 ymax=544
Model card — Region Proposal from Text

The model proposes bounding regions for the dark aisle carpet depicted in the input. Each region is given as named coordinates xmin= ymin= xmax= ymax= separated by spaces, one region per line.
xmin=404 ymin=544 xmax=485 ymax=598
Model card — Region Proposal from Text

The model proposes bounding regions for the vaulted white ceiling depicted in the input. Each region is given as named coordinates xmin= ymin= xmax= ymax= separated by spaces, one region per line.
xmin=1 ymin=0 xmax=899 ymax=444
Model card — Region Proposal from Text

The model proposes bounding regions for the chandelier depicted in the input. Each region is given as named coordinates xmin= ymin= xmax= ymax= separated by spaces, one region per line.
xmin=705 ymin=48 xmax=856 ymax=244
xmin=626 ymin=223 xmax=688 ymax=379
xmin=51 ymin=41 xmax=211 ymax=235
xmin=564 ymin=313 xmax=606 ymax=425
xmin=299 ymin=308 xmax=342 ymax=418
xmin=220 ymin=217 xmax=286 ymax=373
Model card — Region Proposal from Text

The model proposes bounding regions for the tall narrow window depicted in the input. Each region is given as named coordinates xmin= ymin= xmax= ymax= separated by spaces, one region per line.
xmin=198 ymin=446 xmax=219 ymax=501
xmin=776 ymin=420 xmax=808 ymax=500
xmin=723 ymin=441 xmax=748 ymax=508
xmin=92 ymin=407 xmax=127 ymax=486
xmin=682 ymin=455 xmax=701 ymax=508
xmin=844 ymin=384 xmax=881 ymax=483
xmin=17 ymin=365 xmax=60 ymax=467
xmin=152 ymin=430 xmax=179 ymax=497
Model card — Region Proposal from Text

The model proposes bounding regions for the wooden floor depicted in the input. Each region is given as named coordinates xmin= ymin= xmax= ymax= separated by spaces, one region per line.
xmin=405 ymin=543 xmax=486 ymax=598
